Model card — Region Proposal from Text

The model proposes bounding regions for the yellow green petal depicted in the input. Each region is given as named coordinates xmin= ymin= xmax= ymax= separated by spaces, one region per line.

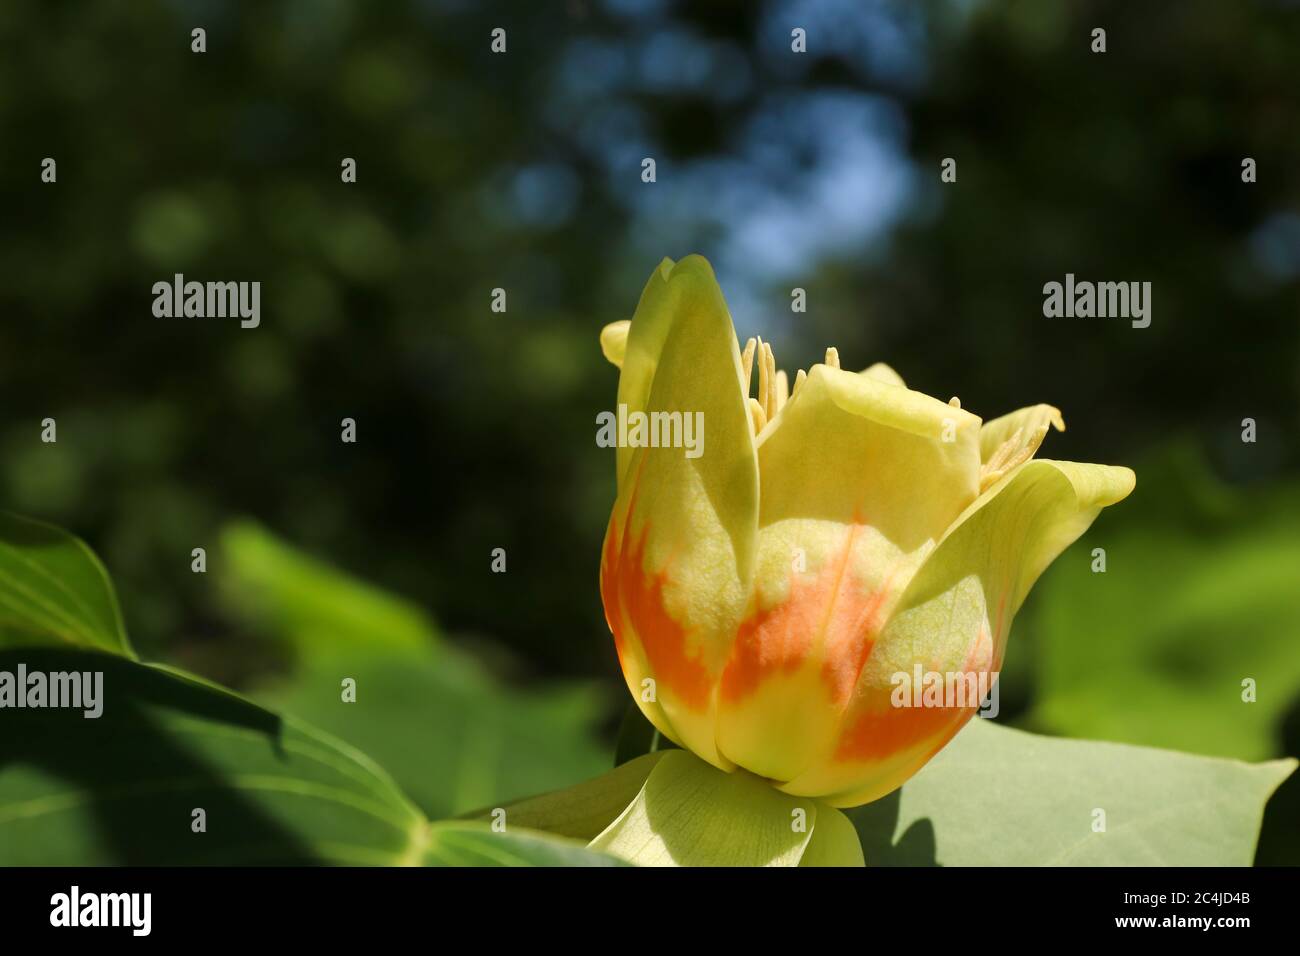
xmin=612 ymin=257 xmax=686 ymax=488
xmin=782 ymin=457 xmax=1135 ymax=806
xmin=468 ymin=752 xmax=666 ymax=841
xmin=599 ymin=319 xmax=630 ymax=369
xmin=588 ymin=750 xmax=816 ymax=866
xmin=756 ymin=365 xmax=983 ymax=542
xmin=715 ymin=365 xmax=982 ymax=782
xmin=798 ymin=802 xmax=866 ymax=866
xmin=860 ymin=362 xmax=906 ymax=388
xmin=601 ymin=255 xmax=757 ymax=769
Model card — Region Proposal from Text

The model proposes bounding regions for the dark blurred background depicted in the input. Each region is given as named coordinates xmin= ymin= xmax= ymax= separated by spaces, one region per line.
xmin=2 ymin=0 xmax=1298 ymax=857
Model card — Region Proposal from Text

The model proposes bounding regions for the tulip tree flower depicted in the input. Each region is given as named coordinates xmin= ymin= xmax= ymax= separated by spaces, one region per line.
xmin=592 ymin=256 xmax=1134 ymax=863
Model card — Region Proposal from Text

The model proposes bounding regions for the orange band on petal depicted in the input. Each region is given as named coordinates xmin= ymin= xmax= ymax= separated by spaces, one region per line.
xmin=834 ymin=699 xmax=967 ymax=764
xmin=720 ymin=522 xmax=893 ymax=708
xmin=601 ymin=513 xmax=713 ymax=712
xmin=719 ymin=578 xmax=819 ymax=703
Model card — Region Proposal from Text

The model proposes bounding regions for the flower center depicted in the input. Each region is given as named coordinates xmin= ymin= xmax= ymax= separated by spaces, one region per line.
xmin=740 ymin=337 xmax=840 ymax=436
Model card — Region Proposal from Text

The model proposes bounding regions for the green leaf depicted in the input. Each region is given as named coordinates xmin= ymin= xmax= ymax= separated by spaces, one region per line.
xmin=0 ymin=512 xmax=132 ymax=657
xmin=467 ymin=752 xmax=667 ymax=841
xmin=1025 ymin=443 xmax=1300 ymax=761
xmin=0 ymin=648 xmax=423 ymax=865
xmin=0 ymin=648 xmax=627 ymax=867
xmin=220 ymin=523 xmax=611 ymax=818
xmin=219 ymin=521 xmax=434 ymax=657
xmin=423 ymin=822 xmax=628 ymax=867
xmin=847 ymin=718 xmax=1295 ymax=865
xmin=588 ymin=750 xmax=862 ymax=867
xmin=262 ymin=650 xmax=611 ymax=820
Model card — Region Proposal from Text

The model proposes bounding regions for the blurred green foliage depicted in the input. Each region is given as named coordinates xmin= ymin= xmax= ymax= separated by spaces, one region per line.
xmin=1025 ymin=443 xmax=1300 ymax=762
xmin=220 ymin=523 xmax=611 ymax=817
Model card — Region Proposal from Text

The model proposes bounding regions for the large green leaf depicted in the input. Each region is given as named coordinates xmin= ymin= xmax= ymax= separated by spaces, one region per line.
xmin=0 ymin=512 xmax=132 ymax=657
xmin=424 ymin=822 xmax=627 ymax=867
xmin=0 ymin=648 xmax=625 ymax=866
xmin=261 ymin=650 xmax=611 ymax=820
xmin=0 ymin=647 xmax=422 ymax=864
xmin=848 ymin=718 xmax=1294 ymax=865
xmin=220 ymin=523 xmax=611 ymax=818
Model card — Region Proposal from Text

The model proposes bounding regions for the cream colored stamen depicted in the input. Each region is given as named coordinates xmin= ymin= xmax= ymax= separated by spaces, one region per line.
xmin=983 ymin=428 xmax=1022 ymax=474
xmin=949 ymin=396 xmax=961 ymax=409
xmin=825 ymin=346 xmax=840 ymax=369
xmin=741 ymin=336 xmax=800 ymax=435
xmin=763 ymin=342 xmax=779 ymax=420
xmin=979 ymin=424 xmax=1054 ymax=492
xmin=741 ymin=337 xmax=757 ymax=396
